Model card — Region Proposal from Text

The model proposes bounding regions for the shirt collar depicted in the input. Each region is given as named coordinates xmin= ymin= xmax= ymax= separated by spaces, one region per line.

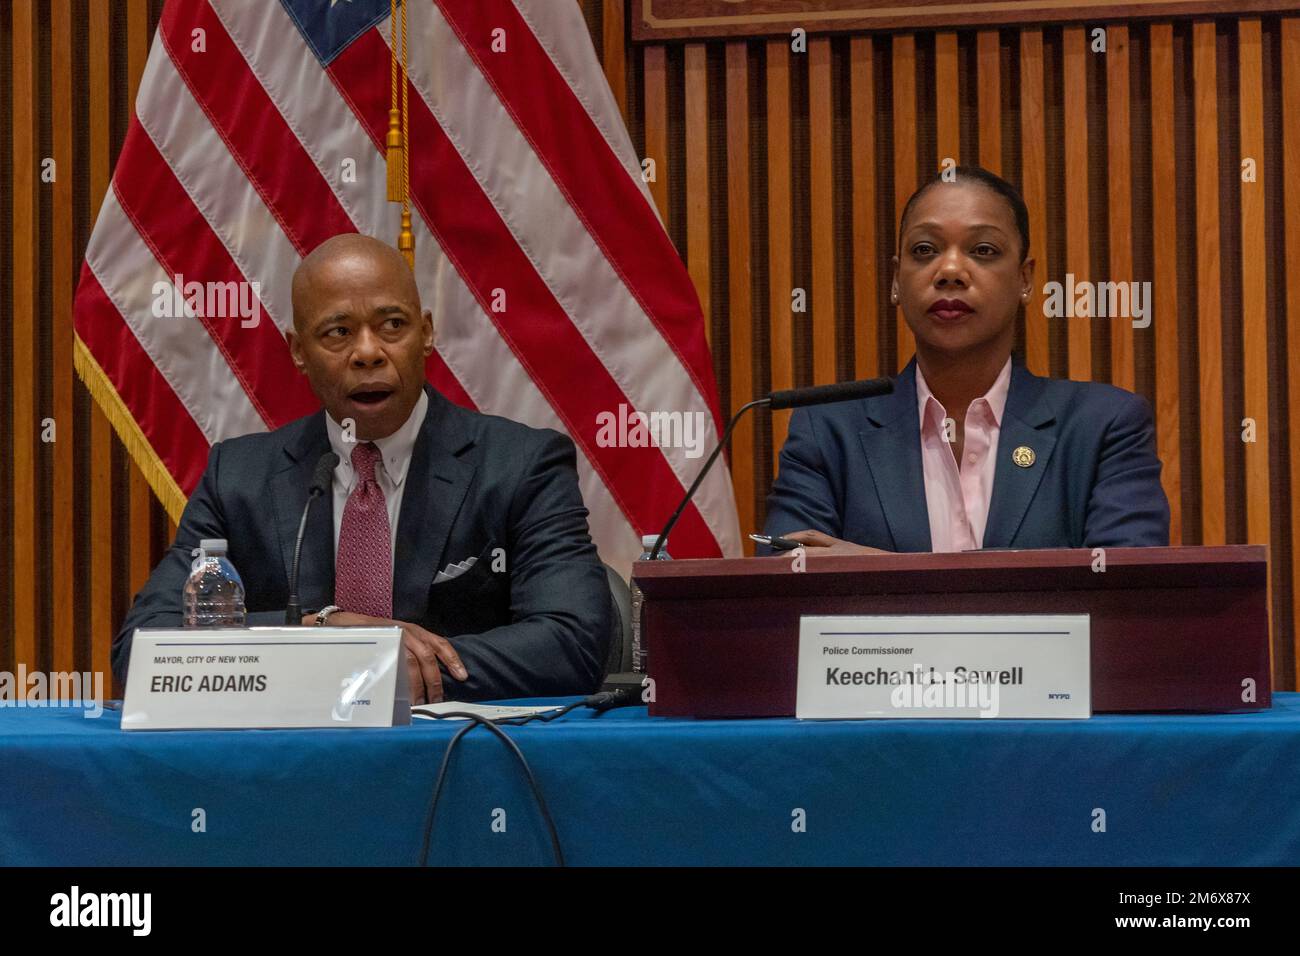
xmin=915 ymin=356 xmax=1013 ymax=429
xmin=325 ymin=389 xmax=428 ymax=487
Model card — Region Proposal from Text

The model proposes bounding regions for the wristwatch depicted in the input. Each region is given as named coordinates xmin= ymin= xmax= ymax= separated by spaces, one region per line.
xmin=314 ymin=605 xmax=341 ymax=626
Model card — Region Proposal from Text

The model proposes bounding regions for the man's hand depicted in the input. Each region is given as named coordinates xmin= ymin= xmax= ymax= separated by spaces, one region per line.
xmin=782 ymin=529 xmax=891 ymax=556
xmin=312 ymin=611 xmax=468 ymax=705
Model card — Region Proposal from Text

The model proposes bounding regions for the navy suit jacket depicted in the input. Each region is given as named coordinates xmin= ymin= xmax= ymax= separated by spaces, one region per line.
xmin=114 ymin=386 xmax=612 ymax=700
xmin=763 ymin=358 xmax=1170 ymax=551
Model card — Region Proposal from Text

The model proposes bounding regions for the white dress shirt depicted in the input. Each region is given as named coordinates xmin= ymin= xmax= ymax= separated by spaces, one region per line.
xmin=325 ymin=390 xmax=428 ymax=566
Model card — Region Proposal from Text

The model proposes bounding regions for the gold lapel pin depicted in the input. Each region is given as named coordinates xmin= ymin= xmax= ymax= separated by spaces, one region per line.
xmin=1012 ymin=445 xmax=1036 ymax=468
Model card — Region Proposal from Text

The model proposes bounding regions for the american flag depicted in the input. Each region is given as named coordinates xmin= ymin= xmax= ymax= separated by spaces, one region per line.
xmin=72 ymin=0 xmax=740 ymax=572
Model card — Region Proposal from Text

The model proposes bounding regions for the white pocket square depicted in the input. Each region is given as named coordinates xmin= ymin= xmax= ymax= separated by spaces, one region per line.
xmin=433 ymin=556 xmax=477 ymax=585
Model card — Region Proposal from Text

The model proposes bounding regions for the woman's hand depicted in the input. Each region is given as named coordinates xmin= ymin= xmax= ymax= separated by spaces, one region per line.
xmin=782 ymin=529 xmax=892 ymax=556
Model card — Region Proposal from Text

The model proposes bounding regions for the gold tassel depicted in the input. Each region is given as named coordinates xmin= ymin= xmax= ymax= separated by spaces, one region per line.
xmin=399 ymin=209 xmax=414 ymax=269
xmin=398 ymin=0 xmax=414 ymax=267
xmin=385 ymin=109 xmax=404 ymax=201
xmin=387 ymin=0 xmax=404 ymax=203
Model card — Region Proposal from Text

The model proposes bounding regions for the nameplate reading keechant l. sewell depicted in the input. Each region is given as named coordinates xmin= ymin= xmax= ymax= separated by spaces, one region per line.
xmin=796 ymin=614 xmax=1090 ymax=719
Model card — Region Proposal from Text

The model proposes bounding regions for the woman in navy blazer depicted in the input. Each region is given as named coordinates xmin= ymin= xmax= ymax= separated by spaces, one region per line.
xmin=763 ymin=166 xmax=1170 ymax=554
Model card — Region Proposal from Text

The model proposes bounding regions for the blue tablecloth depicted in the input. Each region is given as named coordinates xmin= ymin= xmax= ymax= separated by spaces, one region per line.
xmin=3 ymin=695 xmax=1299 ymax=866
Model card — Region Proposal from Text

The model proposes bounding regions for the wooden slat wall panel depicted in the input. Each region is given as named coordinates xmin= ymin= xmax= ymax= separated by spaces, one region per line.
xmin=87 ymin=0 xmax=114 ymax=687
xmin=977 ymin=30 xmax=1002 ymax=171
xmin=602 ymin=0 xmax=627 ymax=119
xmin=892 ymin=34 xmax=918 ymax=369
xmin=50 ymin=0 xmax=75 ymax=675
xmin=642 ymin=45 xmax=669 ymax=223
xmin=11 ymin=0 xmax=38 ymax=679
xmin=1063 ymin=27 xmax=1092 ymax=382
xmin=1238 ymin=19 xmax=1270 ymax=550
xmin=4 ymin=5 xmax=1299 ymax=692
xmin=766 ymin=39 xmax=794 ymax=470
xmin=1107 ymin=25 xmax=1135 ymax=394
xmin=1283 ymin=17 xmax=1300 ymax=686
xmin=1150 ymin=23 xmax=1183 ymax=545
xmin=126 ymin=0 xmax=152 ymax=598
xmin=809 ymin=38 xmax=837 ymax=387
xmin=1193 ymin=21 xmax=1225 ymax=545
xmin=684 ymin=43 xmax=710 ymax=347
xmin=935 ymin=32 xmax=960 ymax=162
xmin=1020 ymin=30 xmax=1050 ymax=376
xmin=626 ymin=12 xmax=1291 ymax=680
xmin=849 ymin=36 xmax=879 ymax=380
xmin=1237 ymin=18 xmax=1273 ymax=659
xmin=724 ymin=41 xmax=756 ymax=549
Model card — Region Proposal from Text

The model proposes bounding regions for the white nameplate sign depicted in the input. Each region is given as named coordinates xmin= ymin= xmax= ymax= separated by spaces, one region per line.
xmin=122 ymin=626 xmax=409 ymax=730
xmin=796 ymin=614 xmax=1090 ymax=719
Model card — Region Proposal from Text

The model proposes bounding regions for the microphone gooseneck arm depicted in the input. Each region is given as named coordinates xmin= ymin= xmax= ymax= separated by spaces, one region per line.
xmin=647 ymin=377 xmax=894 ymax=561
xmin=285 ymin=451 xmax=340 ymax=625
xmin=649 ymin=398 xmax=769 ymax=561
xmin=285 ymin=487 xmax=324 ymax=625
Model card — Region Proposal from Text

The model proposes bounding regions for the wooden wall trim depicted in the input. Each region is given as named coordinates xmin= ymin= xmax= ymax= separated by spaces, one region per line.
xmin=633 ymin=0 xmax=1300 ymax=40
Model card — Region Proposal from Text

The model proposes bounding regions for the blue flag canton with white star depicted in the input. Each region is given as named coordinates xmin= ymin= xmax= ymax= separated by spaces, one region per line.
xmin=279 ymin=0 xmax=397 ymax=66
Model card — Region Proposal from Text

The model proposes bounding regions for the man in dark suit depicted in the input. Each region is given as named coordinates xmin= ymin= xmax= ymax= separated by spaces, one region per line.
xmin=764 ymin=166 xmax=1170 ymax=553
xmin=115 ymin=234 xmax=611 ymax=703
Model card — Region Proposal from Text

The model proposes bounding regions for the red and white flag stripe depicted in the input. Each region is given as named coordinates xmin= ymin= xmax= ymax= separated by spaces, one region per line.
xmin=74 ymin=0 xmax=741 ymax=572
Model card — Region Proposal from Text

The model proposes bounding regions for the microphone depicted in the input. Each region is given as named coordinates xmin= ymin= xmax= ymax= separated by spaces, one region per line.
xmin=285 ymin=451 xmax=340 ymax=625
xmin=648 ymin=376 xmax=893 ymax=559
xmin=768 ymin=378 xmax=894 ymax=410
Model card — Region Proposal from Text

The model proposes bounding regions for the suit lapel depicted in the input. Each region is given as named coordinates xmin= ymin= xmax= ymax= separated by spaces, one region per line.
xmin=857 ymin=360 xmax=932 ymax=552
xmin=271 ymin=412 xmax=336 ymax=611
xmin=391 ymin=387 xmax=476 ymax=622
xmin=983 ymin=361 xmax=1058 ymax=548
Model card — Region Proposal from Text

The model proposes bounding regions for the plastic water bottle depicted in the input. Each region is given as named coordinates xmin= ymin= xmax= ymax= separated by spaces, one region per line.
xmin=183 ymin=538 xmax=247 ymax=628
xmin=630 ymin=533 xmax=670 ymax=673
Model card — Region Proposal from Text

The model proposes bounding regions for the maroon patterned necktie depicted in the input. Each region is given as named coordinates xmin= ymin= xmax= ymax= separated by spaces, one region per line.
xmin=334 ymin=442 xmax=392 ymax=618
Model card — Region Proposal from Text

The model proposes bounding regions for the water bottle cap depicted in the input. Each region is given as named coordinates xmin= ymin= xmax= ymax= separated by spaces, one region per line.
xmin=199 ymin=538 xmax=228 ymax=554
xmin=641 ymin=534 xmax=661 ymax=549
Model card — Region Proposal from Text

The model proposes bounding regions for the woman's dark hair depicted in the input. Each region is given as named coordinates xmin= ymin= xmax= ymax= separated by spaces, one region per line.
xmin=897 ymin=165 xmax=1030 ymax=262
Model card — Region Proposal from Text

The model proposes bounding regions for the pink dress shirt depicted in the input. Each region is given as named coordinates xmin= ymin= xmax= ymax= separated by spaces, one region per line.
xmin=915 ymin=358 xmax=1012 ymax=552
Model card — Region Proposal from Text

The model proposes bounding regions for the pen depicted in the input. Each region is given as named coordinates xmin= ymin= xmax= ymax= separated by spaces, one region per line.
xmin=748 ymin=533 xmax=801 ymax=551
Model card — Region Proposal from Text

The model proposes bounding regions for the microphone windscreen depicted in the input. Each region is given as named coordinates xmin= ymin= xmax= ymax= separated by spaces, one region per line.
xmin=767 ymin=377 xmax=894 ymax=410
xmin=309 ymin=451 xmax=340 ymax=495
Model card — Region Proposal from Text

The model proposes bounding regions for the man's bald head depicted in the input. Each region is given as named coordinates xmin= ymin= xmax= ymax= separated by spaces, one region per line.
xmin=291 ymin=233 xmax=421 ymax=333
xmin=287 ymin=233 xmax=434 ymax=441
